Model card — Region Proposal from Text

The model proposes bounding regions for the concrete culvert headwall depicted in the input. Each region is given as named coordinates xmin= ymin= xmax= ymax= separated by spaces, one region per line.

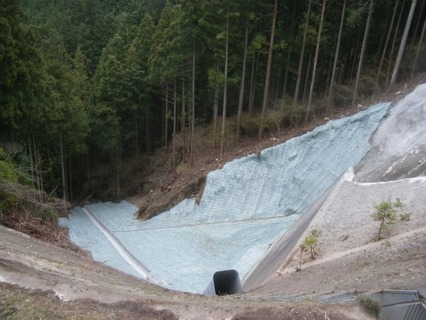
xmin=203 ymin=270 xmax=242 ymax=296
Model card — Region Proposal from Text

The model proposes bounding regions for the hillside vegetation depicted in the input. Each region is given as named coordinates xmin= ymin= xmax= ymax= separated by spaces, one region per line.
xmin=1 ymin=0 xmax=425 ymax=208
xmin=1 ymin=2 xmax=426 ymax=318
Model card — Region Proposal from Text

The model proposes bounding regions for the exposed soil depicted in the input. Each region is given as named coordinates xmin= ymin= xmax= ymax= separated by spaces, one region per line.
xmin=246 ymin=178 xmax=426 ymax=299
xmin=0 ymin=224 xmax=371 ymax=320
xmin=0 ymin=205 xmax=84 ymax=255
xmin=1 ymin=75 xmax=426 ymax=319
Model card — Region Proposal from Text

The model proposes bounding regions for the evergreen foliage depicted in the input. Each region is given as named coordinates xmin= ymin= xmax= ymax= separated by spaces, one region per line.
xmin=0 ymin=147 xmax=17 ymax=182
xmin=371 ymin=199 xmax=398 ymax=240
xmin=297 ymin=228 xmax=322 ymax=270
xmin=303 ymin=228 xmax=321 ymax=259
xmin=1 ymin=0 xmax=425 ymax=200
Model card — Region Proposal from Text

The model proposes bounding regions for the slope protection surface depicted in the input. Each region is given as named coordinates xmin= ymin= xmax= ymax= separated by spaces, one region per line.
xmin=355 ymin=83 xmax=426 ymax=181
xmin=60 ymin=102 xmax=390 ymax=293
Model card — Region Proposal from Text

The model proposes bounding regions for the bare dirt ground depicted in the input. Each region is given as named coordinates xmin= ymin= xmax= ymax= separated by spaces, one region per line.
xmin=0 ymin=224 xmax=372 ymax=319
xmin=1 ymin=75 xmax=426 ymax=319
xmin=246 ymin=176 xmax=426 ymax=300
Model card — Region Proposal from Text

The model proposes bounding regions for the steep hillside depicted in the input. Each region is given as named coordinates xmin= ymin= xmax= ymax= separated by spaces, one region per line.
xmin=0 ymin=224 xmax=372 ymax=319
xmin=1 ymin=77 xmax=426 ymax=319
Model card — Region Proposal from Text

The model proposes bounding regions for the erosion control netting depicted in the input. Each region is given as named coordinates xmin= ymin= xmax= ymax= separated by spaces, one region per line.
xmin=60 ymin=102 xmax=390 ymax=293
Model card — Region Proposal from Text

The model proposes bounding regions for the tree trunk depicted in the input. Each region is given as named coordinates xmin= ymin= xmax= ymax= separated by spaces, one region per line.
xmin=213 ymin=82 xmax=219 ymax=148
xmin=378 ymin=215 xmax=385 ymax=240
xmin=273 ymin=67 xmax=282 ymax=101
xmin=164 ymin=85 xmax=169 ymax=147
xmin=378 ymin=7 xmax=391 ymax=59
xmin=386 ymin=0 xmax=406 ymax=86
xmin=302 ymin=51 xmax=312 ymax=104
xmin=352 ymin=0 xmax=374 ymax=106
xmin=134 ymin=109 xmax=139 ymax=157
xmin=282 ymin=0 xmax=297 ymax=98
xmin=376 ymin=0 xmax=399 ymax=86
xmin=237 ymin=20 xmax=249 ymax=141
xmin=145 ymin=103 xmax=150 ymax=153
xmin=115 ymin=136 xmax=121 ymax=199
xmin=32 ymin=135 xmax=43 ymax=202
xmin=60 ymin=132 xmax=67 ymax=201
xmin=172 ymin=78 xmax=177 ymax=170
xmin=28 ymin=136 xmax=35 ymax=189
xmin=306 ymin=0 xmax=327 ymax=123
xmin=258 ymin=0 xmax=278 ymax=139
xmin=181 ymin=77 xmax=186 ymax=134
xmin=390 ymin=0 xmax=417 ymax=88
xmin=220 ymin=7 xmax=229 ymax=157
xmin=410 ymin=0 xmax=425 ymax=48
xmin=327 ymin=0 xmax=347 ymax=113
xmin=190 ymin=46 xmax=195 ymax=166
xmin=86 ymin=153 xmax=90 ymax=190
xmin=181 ymin=77 xmax=186 ymax=162
xmin=292 ymin=0 xmax=312 ymax=109
xmin=68 ymin=155 xmax=73 ymax=202
xmin=411 ymin=16 xmax=426 ymax=78
xmin=248 ymin=52 xmax=258 ymax=116
xmin=349 ymin=27 xmax=362 ymax=81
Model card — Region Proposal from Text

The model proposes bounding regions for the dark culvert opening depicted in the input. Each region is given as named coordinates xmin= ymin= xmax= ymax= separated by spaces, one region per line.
xmin=203 ymin=269 xmax=242 ymax=296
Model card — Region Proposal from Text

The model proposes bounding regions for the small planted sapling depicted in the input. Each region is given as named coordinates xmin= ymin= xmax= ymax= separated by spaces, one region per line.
xmin=297 ymin=229 xmax=322 ymax=271
xmin=394 ymin=197 xmax=411 ymax=221
xmin=372 ymin=200 xmax=397 ymax=240
xmin=297 ymin=243 xmax=307 ymax=271
xmin=303 ymin=229 xmax=321 ymax=259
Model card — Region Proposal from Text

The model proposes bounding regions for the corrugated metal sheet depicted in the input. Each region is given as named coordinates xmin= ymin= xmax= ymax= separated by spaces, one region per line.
xmin=381 ymin=302 xmax=426 ymax=320
xmin=403 ymin=303 xmax=426 ymax=320
xmin=367 ymin=290 xmax=426 ymax=320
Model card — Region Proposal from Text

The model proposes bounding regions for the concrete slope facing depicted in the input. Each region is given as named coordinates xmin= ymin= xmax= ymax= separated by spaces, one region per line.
xmin=60 ymin=102 xmax=391 ymax=293
xmin=82 ymin=207 xmax=167 ymax=287
xmin=355 ymin=83 xmax=426 ymax=182
xmin=242 ymin=178 xmax=340 ymax=291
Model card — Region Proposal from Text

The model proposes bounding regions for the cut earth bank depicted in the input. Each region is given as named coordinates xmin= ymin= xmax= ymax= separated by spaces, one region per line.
xmin=0 ymin=222 xmax=374 ymax=319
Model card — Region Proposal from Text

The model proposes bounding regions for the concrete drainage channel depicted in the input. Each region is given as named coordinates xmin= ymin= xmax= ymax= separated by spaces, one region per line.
xmin=82 ymin=208 xmax=167 ymax=287
xmin=83 ymin=206 xmax=243 ymax=296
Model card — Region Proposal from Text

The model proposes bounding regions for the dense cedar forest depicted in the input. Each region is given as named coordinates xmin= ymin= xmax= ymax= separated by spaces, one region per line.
xmin=1 ymin=0 xmax=425 ymax=206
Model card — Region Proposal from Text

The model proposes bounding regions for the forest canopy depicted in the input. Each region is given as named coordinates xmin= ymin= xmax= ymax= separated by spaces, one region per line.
xmin=1 ymin=0 xmax=425 ymax=202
